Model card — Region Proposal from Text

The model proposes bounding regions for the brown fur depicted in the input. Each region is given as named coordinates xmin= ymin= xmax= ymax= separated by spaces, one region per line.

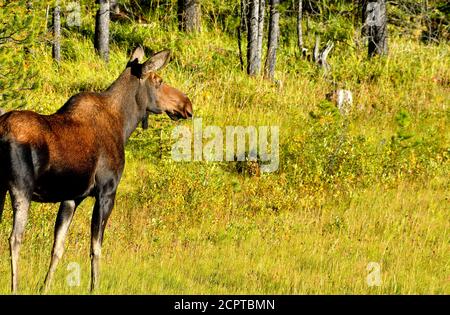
xmin=0 ymin=47 xmax=192 ymax=292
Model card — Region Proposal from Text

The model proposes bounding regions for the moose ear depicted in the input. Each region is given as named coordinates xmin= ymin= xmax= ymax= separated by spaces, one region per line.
xmin=129 ymin=45 xmax=145 ymax=63
xmin=142 ymin=49 xmax=171 ymax=74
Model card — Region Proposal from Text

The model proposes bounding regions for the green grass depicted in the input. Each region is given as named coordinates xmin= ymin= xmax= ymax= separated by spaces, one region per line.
xmin=0 ymin=17 xmax=449 ymax=294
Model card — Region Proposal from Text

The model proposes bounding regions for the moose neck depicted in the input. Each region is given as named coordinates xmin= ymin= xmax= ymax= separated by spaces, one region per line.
xmin=105 ymin=68 xmax=147 ymax=142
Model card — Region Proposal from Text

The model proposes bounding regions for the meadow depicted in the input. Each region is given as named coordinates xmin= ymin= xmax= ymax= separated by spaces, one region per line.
xmin=0 ymin=3 xmax=449 ymax=294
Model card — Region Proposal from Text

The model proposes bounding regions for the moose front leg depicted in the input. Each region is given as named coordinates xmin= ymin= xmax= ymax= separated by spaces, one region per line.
xmin=90 ymin=191 xmax=116 ymax=292
xmin=43 ymin=199 xmax=82 ymax=292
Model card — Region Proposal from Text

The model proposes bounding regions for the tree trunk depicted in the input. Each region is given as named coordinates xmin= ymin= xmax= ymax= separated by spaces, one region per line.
xmin=247 ymin=0 xmax=260 ymax=76
xmin=313 ymin=35 xmax=320 ymax=62
xmin=178 ymin=0 xmax=201 ymax=33
xmin=360 ymin=0 xmax=368 ymax=33
xmin=256 ymin=0 xmax=265 ymax=73
xmin=94 ymin=0 xmax=110 ymax=62
xmin=313 ymin=36 xmax=334 ymax=75
xmin=297 ymin=0 xmax=303 ymax=52
xmin=264 ymin=0 xmax=279 ymax=80
xmin=52 ymin=1 xmax=61 ymax=63
xmin=238 ymin=0 xmax=248 ymax=70
xmin=364 ymin=0 xmax=388 ymax=57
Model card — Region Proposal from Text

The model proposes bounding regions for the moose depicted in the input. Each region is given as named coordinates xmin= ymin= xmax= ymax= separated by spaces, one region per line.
xmin=0 ymin=46 xmax=192 ymax=293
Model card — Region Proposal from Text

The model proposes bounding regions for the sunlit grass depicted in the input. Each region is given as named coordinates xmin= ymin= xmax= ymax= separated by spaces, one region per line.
xmin=0 ymin=17 xmax=449 ymax=294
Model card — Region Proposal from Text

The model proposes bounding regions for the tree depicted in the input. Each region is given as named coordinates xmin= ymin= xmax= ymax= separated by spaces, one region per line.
xmin=247 ymin=0 xmax=265 ymax=76
xmin=94 ymin=0 xmax=110 ymax=62
xmin=297 ymin=0 xmax=303 ymax=53
xmin=238 ymin=0 xmax=248 ymax=70
xmin=364 ymin=0 xmax=388 ymax=57
xmin=264 ymin=0 xmax=280 ymax=80
xmin=247 ymin=0 xmax=259 ymax=75
xmin=178 ymin=0 xmax=201 ymax=33
xmin=313 ymin=36 xmax=334 ymax=75
xmin=52 ymin=1 xmax=61 ymax=63
xmin=0 ymin=0 xmax=41 ymax=108
xmin=256 ymin=0 xmax=265 ymax=73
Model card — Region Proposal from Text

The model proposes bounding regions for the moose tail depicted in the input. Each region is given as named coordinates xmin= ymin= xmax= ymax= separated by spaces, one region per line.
xmin=0 ymin=121 xmax=9 ymax=221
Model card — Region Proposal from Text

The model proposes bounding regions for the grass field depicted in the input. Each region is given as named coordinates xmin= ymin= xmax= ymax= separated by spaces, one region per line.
xmin=0 ymin=11 xmax=449 ymax=294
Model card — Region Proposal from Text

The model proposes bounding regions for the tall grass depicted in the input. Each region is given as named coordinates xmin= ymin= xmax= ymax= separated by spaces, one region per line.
xmin=0 ymin=12 xmax=448 ymax=294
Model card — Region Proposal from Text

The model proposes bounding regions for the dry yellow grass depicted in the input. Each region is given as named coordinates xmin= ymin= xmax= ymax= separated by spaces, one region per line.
xmin=0 ymin=19 xmax=448 ymax=294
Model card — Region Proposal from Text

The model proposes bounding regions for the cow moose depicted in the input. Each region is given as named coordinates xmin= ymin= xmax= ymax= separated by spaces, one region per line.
xmin=0 ymin=46 xmax=192 ymax=293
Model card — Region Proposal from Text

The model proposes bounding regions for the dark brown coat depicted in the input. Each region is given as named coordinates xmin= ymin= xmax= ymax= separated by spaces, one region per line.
xmin=0 ymin=47 xmax=192 ymax=292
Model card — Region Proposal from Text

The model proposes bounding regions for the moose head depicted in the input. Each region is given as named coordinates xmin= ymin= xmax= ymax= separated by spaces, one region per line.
xmin=125 ymin=47 xmax=193 ymax=129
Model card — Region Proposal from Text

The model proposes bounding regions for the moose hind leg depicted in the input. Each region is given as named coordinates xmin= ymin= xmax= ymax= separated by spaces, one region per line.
xmin=43 ymin=200 xmax=80 ymax=292
xmin=9 ymin=187 xmax=31 ymax=293
xmin=8 ymin=142 xmax=34 ymax=293
xmin=90 ymin=191 xmax=116 ymax=292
